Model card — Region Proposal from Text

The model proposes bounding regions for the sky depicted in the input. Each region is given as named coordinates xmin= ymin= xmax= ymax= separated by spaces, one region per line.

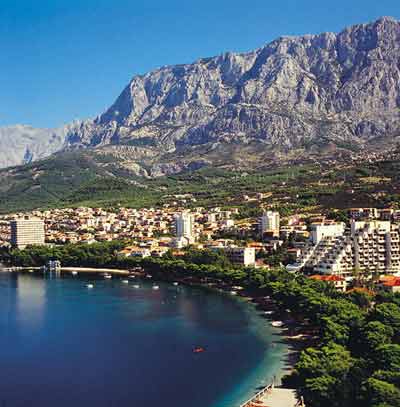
xmin=0 ymin=0 xmax=399 ymax=129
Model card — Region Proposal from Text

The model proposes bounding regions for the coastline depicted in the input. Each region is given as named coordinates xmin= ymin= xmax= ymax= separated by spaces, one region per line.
xmin=9 ymin=266 xmax=303 ymax=406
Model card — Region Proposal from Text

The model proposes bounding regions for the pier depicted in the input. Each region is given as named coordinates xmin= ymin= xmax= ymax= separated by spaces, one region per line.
xmin=240 ymin=384 xmax=302 ymax=407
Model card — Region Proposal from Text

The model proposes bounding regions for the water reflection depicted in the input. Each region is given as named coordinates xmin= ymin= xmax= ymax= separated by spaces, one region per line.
xmin=16 ymin=274 xmax=45 ymax=331
xmin=0 ymin=274 xmax=286 ymax=407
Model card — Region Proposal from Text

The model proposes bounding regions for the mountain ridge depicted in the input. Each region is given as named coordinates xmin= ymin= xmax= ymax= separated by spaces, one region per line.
xmin=1 ymin=16 xmax=400 ymax=174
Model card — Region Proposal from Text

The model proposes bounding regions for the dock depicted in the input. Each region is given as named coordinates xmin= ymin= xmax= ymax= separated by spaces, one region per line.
xmin=240 ymin=384 xmax=302 ymax=407
xmin=61 ymin=267 xmax=130 ymax=275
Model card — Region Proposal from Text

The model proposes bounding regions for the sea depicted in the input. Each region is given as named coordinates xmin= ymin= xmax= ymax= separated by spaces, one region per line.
xmin=0 ymin=272 xmax=287 ymax=407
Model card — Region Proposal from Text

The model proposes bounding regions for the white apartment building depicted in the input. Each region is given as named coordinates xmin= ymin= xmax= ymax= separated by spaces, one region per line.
xmin=10 ymin=217 xmax=45 ymax=249
xmin=173 ymin=212 xmax=195 ymax=247
xmin=311 ymin=221 xmax=345 ymax=244
xmin=287 ymin=220 xmax=400 ymax=277
xmin=260 ymin=211 xmax=280 ymax=237
xmin=175 ymin=212 xmax=194 ymax=238
xmin=223 ymin=247 xmax=256 ymax=267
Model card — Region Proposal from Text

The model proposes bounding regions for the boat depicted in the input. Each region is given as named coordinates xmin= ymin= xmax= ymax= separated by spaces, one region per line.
xmin=129 ymin=275 xmax=136 ymax=279
xmin=87 ymin=284 xmax=94 ymax=289
xmin=133 ymin=285 xmax=140 ymax=289
xmin=152 ymin=285 xmax=160 ymax=290
xmin=104 ymin=274 xmax=112 ymax=279
xmin=193 ymin=347 xmax=205 ymax=354
xmin=271 ymin=321 xmax=284 ymax=327
xmin=173 ymin=282 xmax=179 ymax=286
xmin=264 ymin=311 xmax=274 ymax=315
xmin=72 ymin=271 xmax=78 ymax=276
xmin=122 ymin=280 xmax=129 ymax=284
xmin=146 ymin=274 xmax=152 ymax=279
xmin=230 ymin=291 xmax=238 ymax=295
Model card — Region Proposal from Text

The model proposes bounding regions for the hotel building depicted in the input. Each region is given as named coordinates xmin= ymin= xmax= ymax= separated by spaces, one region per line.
xmin=287 ymin=220 xmax=400 ymax=277
xmin=260 ymin=211 xmax=280 ymax=237
xmin=10 ymin=217 xmax=45 ymax=249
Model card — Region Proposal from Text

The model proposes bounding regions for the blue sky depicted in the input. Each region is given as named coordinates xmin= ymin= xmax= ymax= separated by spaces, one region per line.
xmin=0 ymin=0 xmax=399 ymax=128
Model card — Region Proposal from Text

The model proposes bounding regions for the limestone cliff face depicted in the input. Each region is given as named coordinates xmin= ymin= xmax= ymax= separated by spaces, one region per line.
xmin=2 ymin=17 xmax=400 ymax=171
xmin=67 ymin=17 xmax=400 ymax=161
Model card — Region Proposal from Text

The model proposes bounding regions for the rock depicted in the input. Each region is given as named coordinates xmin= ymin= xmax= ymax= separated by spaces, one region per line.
xmin=1 ymin=17 xmax=400 ymax=173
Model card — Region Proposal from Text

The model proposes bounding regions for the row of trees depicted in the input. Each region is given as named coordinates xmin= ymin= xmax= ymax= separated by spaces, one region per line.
xmin=4 ymin=244 xmax=400 ymax=406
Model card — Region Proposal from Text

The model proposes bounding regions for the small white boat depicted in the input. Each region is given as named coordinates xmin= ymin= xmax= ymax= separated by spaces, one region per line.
xmin=72 ymin=271 xmax=78 ymax=276
xmin=230 ymin=291 xmax=238 ymax=295
xmin=87 ymin=284 xmax=94 ymax=289
xmin=152 ymin=285 xmax=160 ymax=290
xmin=129 ymin=275 xmax=136 ymax=279
xmin=271 ymin=321 xmax=284 ymax=327
xmin=264 ymin=311 xmax=274 ymax=315
xmin=122 ymin=280 xmax=129 ymax=284
xmin=133 ymin=284 xmax=140 ymax=289
xmin=173 ymin=282 xmax=179 ymax=286
xmin=104 ymin=274 xmax=112 ymax=279
xmin=146 ymin=274 xmax=152 ymax=279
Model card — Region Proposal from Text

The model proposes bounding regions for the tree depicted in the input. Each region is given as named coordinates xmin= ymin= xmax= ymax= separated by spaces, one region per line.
xmin=362 ymin=378 xmax=400 ymax=407
xmin=356 ymin=321 xmax=394 ymax=356
xmin=372 ymin=303 xmax=400 ymax=341
xmin=374 ymin=344 xmax=400 ymax=373
xmin=295 ymin=342 xmax=355 ymax=407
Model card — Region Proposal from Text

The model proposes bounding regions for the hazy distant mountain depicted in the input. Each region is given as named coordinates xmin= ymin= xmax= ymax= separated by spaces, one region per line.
xmin=0 ymin=123 xmax=82 ymax=169
xmin=1 ymin=16 xmax=400 ymax=173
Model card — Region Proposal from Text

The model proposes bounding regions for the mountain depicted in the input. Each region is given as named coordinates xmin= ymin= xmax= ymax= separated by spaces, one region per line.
xmin=1 ymin=16 xmax=400 ymax=174
xmin=64 ymin=16 xmax=400 ymax=174
xmin=0 ymin=123 xmax=82 ymax=169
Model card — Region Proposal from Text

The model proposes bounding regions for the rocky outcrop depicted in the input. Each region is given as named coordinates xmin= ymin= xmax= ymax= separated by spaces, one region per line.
xmin=66 ymin=17 xmax=400 ymax=164
xmin=1 ymin=17 xmax=400 ymax=172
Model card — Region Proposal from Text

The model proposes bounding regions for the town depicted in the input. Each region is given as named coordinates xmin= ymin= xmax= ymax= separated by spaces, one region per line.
xmin=3 ymin=201 xmax=400 ymax=294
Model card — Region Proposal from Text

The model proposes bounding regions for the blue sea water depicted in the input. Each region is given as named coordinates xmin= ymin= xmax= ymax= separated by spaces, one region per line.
xmin=0 ymin=272 xmax=287 ymax=407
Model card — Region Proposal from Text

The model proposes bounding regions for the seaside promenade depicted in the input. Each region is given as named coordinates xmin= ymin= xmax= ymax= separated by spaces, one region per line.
xmin=240 ymin=385 xmax=300 ymax=407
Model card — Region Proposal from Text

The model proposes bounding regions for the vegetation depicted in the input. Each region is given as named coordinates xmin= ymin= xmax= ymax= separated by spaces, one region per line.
xmin=5 ymin=243 xmax=400 ymax=407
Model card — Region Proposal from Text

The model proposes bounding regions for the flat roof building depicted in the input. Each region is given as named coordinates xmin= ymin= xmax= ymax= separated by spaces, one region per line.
xmin=10 ymin=217 xmax=45 ymax=249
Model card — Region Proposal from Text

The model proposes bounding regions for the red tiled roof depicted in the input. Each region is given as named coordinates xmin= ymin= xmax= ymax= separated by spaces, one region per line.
xmin=382 ymin=278 xmax=400 ymax=287
xmin=310 ymin=275 xmax=345 ymax=282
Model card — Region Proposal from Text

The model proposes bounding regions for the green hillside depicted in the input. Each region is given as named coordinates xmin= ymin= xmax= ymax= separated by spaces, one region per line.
xmin=1 ymin=148 xmax=400 ymax=215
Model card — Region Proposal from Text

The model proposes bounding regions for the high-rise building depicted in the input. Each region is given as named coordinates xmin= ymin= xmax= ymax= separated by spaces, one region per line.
xmin=260 ymin=211 xmax=280 ymax=237
xmin=173 ymin=212 xmax=195 ymax=247
xmin=287 ymin=220 xmax=400 ymax=277
xmin=10 ymin=217 xmax=45 ymax=249
xmin=175 ymin=212 xmax=194 ymax=238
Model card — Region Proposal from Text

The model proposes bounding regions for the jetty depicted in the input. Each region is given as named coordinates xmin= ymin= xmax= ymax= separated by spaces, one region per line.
xmin=240 ymin=384 xmax=302 ymax=407
xmin=61 ymin=267 xmax=130 ymax=275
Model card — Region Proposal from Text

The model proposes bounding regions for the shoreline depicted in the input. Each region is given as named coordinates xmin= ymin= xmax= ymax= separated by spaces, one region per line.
xmin=6 ymin=265 xmax=305 ymax=405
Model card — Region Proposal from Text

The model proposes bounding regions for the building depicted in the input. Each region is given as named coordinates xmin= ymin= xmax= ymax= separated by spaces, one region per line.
xmin=223 ymin=247 xmax=256 ymax=267
xmin=310 ymin=221 xmax=345 ymax=244
xmin=379 ymin=276 xmax=400 ymax=293
xmin=260 ymin=211 xmax=280 ymax=237
xmin=309 ymin=275 xmax=347 ymax=292
xmin=173 ymin=212 xmax=195 ymax=247
xmin=10 ymin=217 xmax=45 ymax=249
xmin=287 ymin=220 xmax=400 ymax=278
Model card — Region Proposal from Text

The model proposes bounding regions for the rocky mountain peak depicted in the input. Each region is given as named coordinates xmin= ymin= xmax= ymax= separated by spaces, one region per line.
xmin=1 ymin=17 xmax=400 ymax=174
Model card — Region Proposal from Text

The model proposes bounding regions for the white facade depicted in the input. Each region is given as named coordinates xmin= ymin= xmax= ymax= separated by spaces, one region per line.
xmin=288 ymin=220 xmax=400 ymax=277
xmin=10 ymin=217 xmax=45 ymax=249
xmin=260 ymin=211 xmax=280 ymax=236
xmin=224 ymin=247 xmax=256 ymax=267
xmin=311 ymin=222 xmax=345 ymax=245
xmin=175 ymin=212 xmax=194 ymax=239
